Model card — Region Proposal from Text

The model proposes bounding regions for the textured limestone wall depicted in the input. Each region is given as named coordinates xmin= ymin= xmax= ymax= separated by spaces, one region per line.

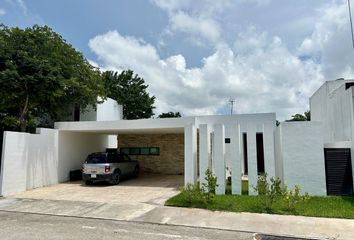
xmin=119 ymin=134 xmax=184 ymax=175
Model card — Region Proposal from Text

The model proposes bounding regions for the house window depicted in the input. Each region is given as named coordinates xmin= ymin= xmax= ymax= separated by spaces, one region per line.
xmin=225 ymin=138 xmax=231 ymax=143
xmin=120 ymin=147 xmax=160 ymax=156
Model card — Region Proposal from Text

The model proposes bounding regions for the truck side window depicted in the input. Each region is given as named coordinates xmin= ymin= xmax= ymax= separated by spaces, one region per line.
xmin=122 ymin=153 xmax=131 ymax=162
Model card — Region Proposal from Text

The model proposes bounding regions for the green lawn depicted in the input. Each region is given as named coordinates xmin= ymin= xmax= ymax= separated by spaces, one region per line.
xmin=166 ymin=180 xmax=354 ymax=219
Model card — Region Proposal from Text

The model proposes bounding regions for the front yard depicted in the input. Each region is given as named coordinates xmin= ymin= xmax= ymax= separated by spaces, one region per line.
xmin=166 ymin=180 xmax=354 ymax=219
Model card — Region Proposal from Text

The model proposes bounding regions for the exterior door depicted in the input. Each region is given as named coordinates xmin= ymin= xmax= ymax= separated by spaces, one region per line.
xmin=324 ymin=148 xmax=354 ymax=196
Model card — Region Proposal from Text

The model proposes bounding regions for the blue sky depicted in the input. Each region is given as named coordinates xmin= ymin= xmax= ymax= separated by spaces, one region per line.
xmin=1 ymin=0 xmax=353 ymax=119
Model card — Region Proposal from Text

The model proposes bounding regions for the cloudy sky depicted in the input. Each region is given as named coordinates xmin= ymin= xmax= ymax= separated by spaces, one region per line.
xmin=1 ymin=0 xmax=354 ymax=120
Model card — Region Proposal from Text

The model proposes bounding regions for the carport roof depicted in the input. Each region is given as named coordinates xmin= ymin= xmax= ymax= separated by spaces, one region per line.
xmin=54 ymin=117 xmax=196 ymax=134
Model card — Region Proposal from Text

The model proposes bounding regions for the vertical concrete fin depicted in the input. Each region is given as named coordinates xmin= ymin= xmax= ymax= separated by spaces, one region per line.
xmin=184 ymin=123 xmax=197 ymax=185
xmin=231 ymin=124 xmax=242 ymax=195
xmin=247 ymin=123 xmax=258 ymax=195
xmin=213 ymin=124 xmax=226 ymax=195
xmin=263 ymin=122 xmax=276 ymax=178
xmin=199 ymin=124 xmax=211 ymax=185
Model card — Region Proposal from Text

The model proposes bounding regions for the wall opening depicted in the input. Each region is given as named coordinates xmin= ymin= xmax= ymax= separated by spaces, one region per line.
xmin=243 ymin=133 xmax=248 ymax=175
xmin=256 ymin=133 xmax=265 ymax=174
xmin=324 ymin=148 xmax=353 ymax=196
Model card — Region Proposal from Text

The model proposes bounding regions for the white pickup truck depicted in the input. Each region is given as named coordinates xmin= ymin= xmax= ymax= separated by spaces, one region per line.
xmin=82 ymin=151 xmax=139 ymax=185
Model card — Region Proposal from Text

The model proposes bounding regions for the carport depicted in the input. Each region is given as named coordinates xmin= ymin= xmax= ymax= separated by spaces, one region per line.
xmin=55 ymin=117 xmax=196 ymax=185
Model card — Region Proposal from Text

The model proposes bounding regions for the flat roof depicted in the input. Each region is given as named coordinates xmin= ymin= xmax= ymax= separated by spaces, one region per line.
xmin=54 ymin=113 xmax=276 ymax=134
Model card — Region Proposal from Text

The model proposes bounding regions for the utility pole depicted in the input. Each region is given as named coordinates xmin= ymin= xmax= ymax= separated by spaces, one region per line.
xmin=348 ymin=0 xmax=354 ymax=52
xmin=229 ymin=98 xmax=235 ymax=115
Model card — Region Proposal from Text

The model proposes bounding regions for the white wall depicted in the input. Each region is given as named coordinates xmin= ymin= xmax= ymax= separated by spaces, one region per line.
xmin=0 ymin=129 xmax=59 ymax=196
xmin=277 ymin=122 xmax=326 ymax=196
xmin=97 ymin=98 xmax=123 ymax=121
xmin=310 ymin=80 xmax=354 ymax=143
xmin=58 ymin=132 xmax=109 ymax=182
xmin=80 ymin=97 xmax=123 ymax=121
xmin=196 ymin=113 xmax=276 ymax=175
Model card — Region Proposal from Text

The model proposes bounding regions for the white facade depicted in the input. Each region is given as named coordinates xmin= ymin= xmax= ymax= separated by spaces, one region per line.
xmin=80 ymin=97 xmax=123 ymax=122
xmin=310 ymin=79 xmax=354 ymax=143
xmin=2 ymin=79 xmax=354 ymax=197
xmin=310 ymin=78 xmax=354 ymax=193
xmin=0 ymin=129 xmax=59 ymax=196
xmin=275 ymin=122 xmax=326 ymax=195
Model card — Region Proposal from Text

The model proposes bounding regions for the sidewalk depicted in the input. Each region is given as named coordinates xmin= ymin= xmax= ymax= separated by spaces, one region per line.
xmin=0 ymin=198 xmax=352 ymax=239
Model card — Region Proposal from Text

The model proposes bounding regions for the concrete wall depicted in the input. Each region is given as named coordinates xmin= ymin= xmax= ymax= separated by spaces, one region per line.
xmin=80 ymin=97 xmax=123 ymax=121
xmin=310 ymin=80 xmax=354 ymax=143
xmin=196 ymin=113 xmax=276 ymax=176
xmin=118 ymin=133 xmax=184 ymax=175
xmin=58 ymin=132 xmax=109 ymax=182
xmin=97 ymin=98 xmax=123 ymax=121
xmin=276 ymin=122 xmax=326 ymax=196
xmin=0 ymin=129 xmax=59 ymax=196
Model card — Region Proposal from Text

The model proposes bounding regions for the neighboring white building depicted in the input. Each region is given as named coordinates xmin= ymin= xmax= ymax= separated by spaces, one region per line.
xmin=1 ymin=79 xmax=354 ymax=197
xmin=80 ymin=97 xmax=123 ymax=122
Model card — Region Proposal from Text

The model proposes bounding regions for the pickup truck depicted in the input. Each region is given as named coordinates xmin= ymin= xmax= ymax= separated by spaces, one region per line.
xmin=82 ymin=151 xmax=139 ymax=185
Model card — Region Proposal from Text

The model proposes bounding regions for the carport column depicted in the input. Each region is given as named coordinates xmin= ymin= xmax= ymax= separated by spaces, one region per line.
xmin=230 ymin=124 xmax=242 ymax=195
xmin=184 ymin=124 xmax=197 ymax=185
xmin=213 ymin=124 xmax=226 ymax=195
xmin=247 ymin=124 xmax=258 ymax=195
xmin=263 ymin=122 xmax=276 ymax=178
xmin=199 ymin=124 xmax=212 ymax=185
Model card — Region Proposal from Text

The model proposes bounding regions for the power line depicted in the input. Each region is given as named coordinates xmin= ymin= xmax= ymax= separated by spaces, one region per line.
xmin=348 ymin=0 xmax=354 ymax=52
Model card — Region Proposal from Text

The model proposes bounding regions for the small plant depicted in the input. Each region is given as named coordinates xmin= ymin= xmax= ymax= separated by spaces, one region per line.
xmin=253 ymin=173 xmax=269 ymax=195
xmin=202 ymin=168 xmax=218 ymax=203
xmin=180 ymin=182 xmax=205 ymax=205
xmin=253 ymin=173 xmax=283 ymax=211
xmin=283 ymin=185 xmax=310 ymax=212
xmin=254 ymin=173 xmax=310 ymax=212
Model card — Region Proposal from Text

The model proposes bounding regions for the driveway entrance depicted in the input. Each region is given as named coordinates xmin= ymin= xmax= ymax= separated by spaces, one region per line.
xmin=10 ymin=174 xmax=183 ymax=205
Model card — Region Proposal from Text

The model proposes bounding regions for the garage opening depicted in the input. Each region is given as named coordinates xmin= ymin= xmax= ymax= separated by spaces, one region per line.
xmin=58 ymin=130 xmax=184 ymax=190
xmin=324 ymin=148 xmax=353 ymax=196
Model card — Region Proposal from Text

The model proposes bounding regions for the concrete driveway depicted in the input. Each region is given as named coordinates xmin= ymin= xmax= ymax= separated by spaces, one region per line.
xmin=11 ymin=174 xmax=183 ymax=205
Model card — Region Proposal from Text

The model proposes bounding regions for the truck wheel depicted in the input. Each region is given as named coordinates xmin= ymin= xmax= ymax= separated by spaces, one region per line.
xmin=111 ymin=171 xmax=120 ymax=185
xmin=85 ymin=180 xmax=93 ymax=185
xmin=133 ymin=166 xmax=140 ymax=178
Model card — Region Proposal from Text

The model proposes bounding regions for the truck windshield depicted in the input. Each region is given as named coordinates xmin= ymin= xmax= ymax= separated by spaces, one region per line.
xmin=86 ymin=153 xmax=107 ymax=164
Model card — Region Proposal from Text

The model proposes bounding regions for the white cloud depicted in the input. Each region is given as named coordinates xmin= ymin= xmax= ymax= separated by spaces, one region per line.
xmin=152 ymin=0 xmax=231 ymax=46
xmin=88 ymin=0 xmax=354 ymax=120
xmin=298 ymin=1 xmax=354 ymax=79
xmin=89 ymin=28 xmax=325 ymax=120
xmin=5 ymin=0 xmax=27 ymax=15
xmin=169 ymin=11 xmax=221 ymax=44
xmin=0 ymin=8 xmax=6 ymax=16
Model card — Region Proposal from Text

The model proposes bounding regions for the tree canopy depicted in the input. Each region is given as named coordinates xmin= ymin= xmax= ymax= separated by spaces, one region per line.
xmin=103 ymin=70 xmax=155 ymax=119
xmin=287 ymin=110 xmax=311 ymax=121
xmin=158 ymin=112 xmax=181 ymax=118
xmin=0 ymin=24 xmax=104 ymax=131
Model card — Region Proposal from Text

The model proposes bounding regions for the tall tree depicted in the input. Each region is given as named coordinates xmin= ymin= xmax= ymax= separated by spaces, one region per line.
xmin=103 ymin=70 xmax=155 ymax=119
xmin=287 ymin=110 xmax=311 ymax=121
xmin=0 ymin=24 xmax=104 ymax=132
xmin=158 ymin=112 xmax=181 ymax=118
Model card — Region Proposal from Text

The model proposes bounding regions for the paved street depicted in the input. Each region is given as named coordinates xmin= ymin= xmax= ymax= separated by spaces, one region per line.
xmin=0 ymin=211 xmax=253 ymax=240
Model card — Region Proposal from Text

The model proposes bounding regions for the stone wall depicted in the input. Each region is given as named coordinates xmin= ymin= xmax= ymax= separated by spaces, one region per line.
xmin=118 ymin=134 xmax=184 ymax=175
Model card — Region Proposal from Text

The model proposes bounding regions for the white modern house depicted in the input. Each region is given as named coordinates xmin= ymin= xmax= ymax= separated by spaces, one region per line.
xmin=0 ymin=79 xmax=353 ymax=197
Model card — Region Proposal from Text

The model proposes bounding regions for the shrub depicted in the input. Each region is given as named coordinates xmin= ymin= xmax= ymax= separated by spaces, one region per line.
xmin=254 ymin=173 xmax=283 ymax=211
xmin=180 ymin=182 xmax=205 ymax=205
xmin=254 ymin=173 xmax=309 ymax=212
xmin=283 ymin=185 xmax=310 ymax=212
xmin=202 ymin=168 xmax=218 ymax=203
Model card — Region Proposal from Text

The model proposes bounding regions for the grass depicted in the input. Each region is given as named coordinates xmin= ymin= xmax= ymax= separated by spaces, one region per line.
xmin=166 ymin=180 xmax=354 ymax=219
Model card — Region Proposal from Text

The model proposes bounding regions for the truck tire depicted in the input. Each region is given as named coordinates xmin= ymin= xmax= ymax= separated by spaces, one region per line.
xmin=110 ymin=171 xmax=120 ymax=185
xmin=133 ymin=166 xmax=140 ymax=178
